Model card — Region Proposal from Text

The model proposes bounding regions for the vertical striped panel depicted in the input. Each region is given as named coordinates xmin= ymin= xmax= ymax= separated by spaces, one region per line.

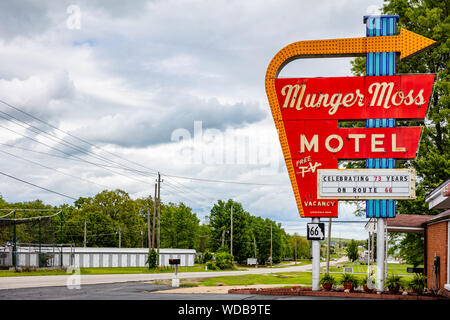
xmin=365 ymin=15 xmax=398 ymax=218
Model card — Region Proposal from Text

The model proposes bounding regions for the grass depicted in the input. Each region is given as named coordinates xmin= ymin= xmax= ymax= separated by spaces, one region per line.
xmin=198 ymin=272 xmax=314 ymax=287
xmin=0 ymin=268 xmax=69 ymax=277
xmin=0 ymin=265 xmax=208 ymax=277
xmin=0 ymin=260 xmax=312 ymax=277
xmin=322 ymin=263 xmax=423 ymax=276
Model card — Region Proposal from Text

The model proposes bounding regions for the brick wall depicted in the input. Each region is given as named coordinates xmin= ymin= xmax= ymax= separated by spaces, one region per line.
xmin=426 ymin=221 xmax=448 ymax=290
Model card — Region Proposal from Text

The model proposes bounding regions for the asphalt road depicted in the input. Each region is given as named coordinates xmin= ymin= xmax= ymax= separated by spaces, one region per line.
xmin=0 ymin=257 xmax=348 ymax=290
xmin=0 ymin=281 xmax=349 ymax=300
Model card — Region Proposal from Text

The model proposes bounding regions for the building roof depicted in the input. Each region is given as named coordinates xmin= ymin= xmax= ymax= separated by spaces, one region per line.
xmin=425 ymin=178 xmax=450 ymax=210
xmin=426 ymin=209 xmax=450 ymax=224
xmin=385 ymin=214 xmax=430 ymax=233
xmin=380 ymin=210 xmax=450 ymax=233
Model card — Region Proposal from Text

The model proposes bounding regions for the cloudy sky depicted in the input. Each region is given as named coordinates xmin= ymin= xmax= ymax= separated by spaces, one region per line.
xmin=0 ymin=0 xmax=387 ymax=240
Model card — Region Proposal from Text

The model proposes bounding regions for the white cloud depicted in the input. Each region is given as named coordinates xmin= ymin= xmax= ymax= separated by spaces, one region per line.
xmin=0 ymin=0 xmax=386 ymax=241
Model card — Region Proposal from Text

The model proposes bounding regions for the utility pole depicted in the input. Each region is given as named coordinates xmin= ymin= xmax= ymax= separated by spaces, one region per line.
xmin=84 ymin=220 xmax=87 ymax=248
xmin=270 ymin=223 xmax=273 ymax=268
xmin=221 ymin=229 xmax=225 ymax=249
xmin=326 ymin=218 xmax=332 ymax=274
xmin=152 ymin=183 xmax=157 ymax=250
xmin=230 ymin=205 xmax=233 ymax=257
xmin=157 ymin=172 xmax=161 ymax=255
xmin=118 ymin=228 xmax=121 ymax=248
xmin=294 ymin=237 xmax=297 ymax=265
xmin=13 ymin=210 xmax=17 ymax=271
xmin=147 ymin=204 xmax=151 ymax=249
xmin=254 ymin=237 xmax=257 ymax=268
xmin=59 ymin=211 xmax=64 ymax=268
xmin=38 ymin=217 xmax=42 ymax=268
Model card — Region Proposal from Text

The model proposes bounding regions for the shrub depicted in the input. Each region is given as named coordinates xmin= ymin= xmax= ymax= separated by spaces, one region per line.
xmin=215 ymin=252 xmax=234 ymax=270
xmin=385 ymin=274 xmax=403 ymax=291
xmin=146 ymin=249 xmax=158 ymax=269
xmin=206 ymin=260 xmax=219 ymax=270
xmin=408 ymin=274 xmax=426 ymax=293
xmin=202 ymin=251 xmax=214 ymax=264
xmin=339 ymin=273 xmax=359 ymax=288
xmin=319 ymin=273 xmax=336 ymax=285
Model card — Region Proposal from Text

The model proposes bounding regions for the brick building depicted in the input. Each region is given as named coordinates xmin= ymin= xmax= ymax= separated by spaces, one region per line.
xmin=376 ymin=178 xmax=450 ymax=293
xmin=425 ymin=179 xmax=450 ymax=292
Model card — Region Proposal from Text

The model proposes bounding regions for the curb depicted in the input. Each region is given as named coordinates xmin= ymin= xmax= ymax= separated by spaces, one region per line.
xmin=228 ymin=286 xmax=449 ymax=300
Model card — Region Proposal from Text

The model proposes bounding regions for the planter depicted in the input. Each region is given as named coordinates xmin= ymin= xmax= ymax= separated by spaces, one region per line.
xmin=388 ymin=286 xmax=400 ymax=294
xmin=363 ymin=285 xmax=373 ymax=293
xmin=322 ymin=283 xmax=332 ymax=291
xmin=412 ymin=289 xmax=423 ymax=295
xmin=344 ymin=283 xmax=353 ymax=292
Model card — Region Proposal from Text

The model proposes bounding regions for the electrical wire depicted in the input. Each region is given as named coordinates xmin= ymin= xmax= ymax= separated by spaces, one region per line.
xmin=0 ymin=170 xmax=77 ymax=201
xmin=0 ymin=99 xmax=282 ymax=187
xmin=0 ymin=148 xmax=112 ymax=190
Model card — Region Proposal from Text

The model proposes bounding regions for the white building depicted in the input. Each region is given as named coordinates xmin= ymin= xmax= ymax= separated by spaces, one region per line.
xmin=0 ymin=246 xmax=196 ymax=268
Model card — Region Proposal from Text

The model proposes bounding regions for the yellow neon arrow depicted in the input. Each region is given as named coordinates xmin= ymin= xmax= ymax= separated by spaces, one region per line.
xmin=265 ymin=28 xmax=435 ymax=218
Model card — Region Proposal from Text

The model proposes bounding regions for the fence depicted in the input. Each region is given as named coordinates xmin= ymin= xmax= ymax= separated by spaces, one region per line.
xmin=0 ymin=243 xmax=74 ymax=268
xmin=0 ymin=246 xmax=196 ymax=268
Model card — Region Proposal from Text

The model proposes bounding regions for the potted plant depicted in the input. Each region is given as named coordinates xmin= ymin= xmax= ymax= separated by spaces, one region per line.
xmin=319 ymin=273 xmax=336 ymax=291
xmin=408 ymin=274 xmax=426 ymax=295
xmin=385 ymin=274 xmax=402 ymax=294
xmin=340 ymin=273 xmax=358 ymax=292
xmin=361 ymin=275 xmax=375 ymax=293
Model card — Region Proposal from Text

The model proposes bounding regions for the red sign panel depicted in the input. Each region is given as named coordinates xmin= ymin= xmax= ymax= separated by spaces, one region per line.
xmin=274 ymin=74 xmax=433 ymax=218
xmin=275 ymin=74 xmax=435 ymax=120
xmin=282 ymin=121 xmax=423 ymax=218
xmin=283 ymin=121 xmax=422 ymax=160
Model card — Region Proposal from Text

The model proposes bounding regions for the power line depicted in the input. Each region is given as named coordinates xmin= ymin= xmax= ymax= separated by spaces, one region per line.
xmin=0 ymin=99 xmax=159 ymax=174
xmin=0 ymin=99 xmax=283 ymax=187
xmin=162 ymin=173 xmax=283 ymax=186
xmin=0 ymin=98 xmax=283 ymax=210
xmin=0 ymin=148 xmax=112 ymax=190
xmin=0 ymin=123 xmax=156 ymax=187
xmin=0 ymin=170 xmax=77 ymax=201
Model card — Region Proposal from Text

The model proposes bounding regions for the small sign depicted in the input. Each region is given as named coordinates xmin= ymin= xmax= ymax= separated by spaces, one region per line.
xmin=317 ymin=168 xmax=416 ymax=200
xmin=407 ymin=267 xmax=424 ymax=274
xmin=247 ymin=258 xmax=257 ymax=265
xmin=344 ymin=267 xmax=353 ymax=273
xmin=307 ymin=223 xmax=325 ymax=240
xmin=169 ymin=258 xmax=180 ymax=265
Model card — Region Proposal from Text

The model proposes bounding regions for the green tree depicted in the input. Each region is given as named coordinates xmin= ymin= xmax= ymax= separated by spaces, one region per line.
xmin=72 ymin=190 xmax=144 ymax=247
xmin=393 ymin=233 xmax=424 ymax=267
xmin=287 ymin=233 xmax=311 ymax=260
xmin=160 ymin=202 xmax=200 ymax=249
xmin=209 ymin=200 xmax=252 ymax=264
xmin=346 ymin=239 xmax=359 ymax=262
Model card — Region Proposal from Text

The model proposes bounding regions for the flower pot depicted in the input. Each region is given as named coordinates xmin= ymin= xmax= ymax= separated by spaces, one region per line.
xmin=388 ymin=286 xmax=400 ymax=294
xmin=363 ymin=285 xmax=373 ymax=293
xmin=412 ymin=288 xmax=423 ymax=295
xmin=344 ymin=283 xmax=353 ymax=292
xmin=322 ymin=282 xmax=332 ymax=291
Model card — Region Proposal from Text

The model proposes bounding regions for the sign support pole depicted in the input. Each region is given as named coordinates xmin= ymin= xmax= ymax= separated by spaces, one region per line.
xmin=311 ymin=217 xmax=321 ymax=291
xmin=364 ymin=14 xmax=399 ymax=292
xmin=376 ymin=218 xmax=386 ymax=292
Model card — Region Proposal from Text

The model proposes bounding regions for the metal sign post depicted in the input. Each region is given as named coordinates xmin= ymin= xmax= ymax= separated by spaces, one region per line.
xmin=169 ymin=258 xmax=180 ymax=287
xmin=311 ymin=217 xmax=321 ymax=291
